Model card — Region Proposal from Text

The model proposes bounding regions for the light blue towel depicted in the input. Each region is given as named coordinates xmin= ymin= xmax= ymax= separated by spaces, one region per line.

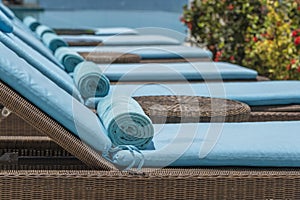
xmin=0 ymin=11 xmax=12 ymax=33
xmin=97 ymin=95 xmax=154 ymax=150
xmin=55 ymin=47 xmax=84 ymax=73
xmin=113 ymin=121 xmax=300 ymax=167
xmin=0 ymin=31 xmax=82 ymax=101
xmin=61 ymin=35 xmax=181 ymax=46
xmin=42 ymin=32 xmax=68 ymax=52
xmin=73 ymin=61 xmax=110 ymax=98
xmin=71 ymin=45 xmax=213 ymax=59
xmin=23 ymin=16 xmax=41 ymax=32
xmin=96 ymin=62 xmax=258 ymax=81
xmin=36 ymin=24 xmax=55 ymax=38
xmin=0 ymin=2 xmax=14 ymax=19
xmin=0 ymin=41 xmax=112 ymax=154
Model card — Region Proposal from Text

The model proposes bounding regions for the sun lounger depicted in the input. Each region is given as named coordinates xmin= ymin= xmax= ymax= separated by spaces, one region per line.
xmin=95 ymin=62 xmax=258 ymax=81
xmin=1 ymin=42 xmax=300 ymax=198
xmin=54 ymin=27 xmax=139 ymax=36
xmin=23 ymin=15 xmax=139 ymax=36
xmin=73 ymin=45 xmax=213 ymax=63
xmin=60 ymin=34 xmax=181 ymax=46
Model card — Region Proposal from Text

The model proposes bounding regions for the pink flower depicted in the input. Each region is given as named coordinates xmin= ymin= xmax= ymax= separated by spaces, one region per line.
xmin=286 ymin=64 xmax=291 ymax=71
xmin=230 ymin=56 xmax=235 ymax=61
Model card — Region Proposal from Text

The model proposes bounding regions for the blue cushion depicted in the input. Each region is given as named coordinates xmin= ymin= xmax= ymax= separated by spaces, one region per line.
xmin=0 ymin=42 xmax=112 ymax=153
xmin=13 ymin=22 xmax=64 ymax=68
xmin=0 ymin=10 xmax=13 ymax=33
xmin=71 ymin=45 xmax=213 ymax=59
xmin=89 ymin=80 xmax=300 ymax=109
xmin=0 ymin=2 xmax=14 ymax=19
xmin=61 ymin=35 xmax=181 ymax=46
xmin=0 ymin=31 xmax=82 ymax=101
xmin=108 ymin=81 xmax=300 ymax=106
xmin=114 ymin=121 xmax=300 ymax=167
xmin=97 ymin=62 xmax=258 ymax=81
xmin=94 ymin=27 xmax=139 ymax=36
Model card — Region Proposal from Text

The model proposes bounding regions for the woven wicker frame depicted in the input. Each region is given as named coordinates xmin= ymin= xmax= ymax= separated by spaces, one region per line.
xmin=134 ymin=96 xmax=251 ymax=123
xmin=79 ymin=52 xmax=141 ymax=63
xmin=2 ymin=80 xmax=300 ymax=198
xmin=54 ymin=28 xmax=96 ymax=35
xmin=67 ymin=41 xmax=103 ymax=47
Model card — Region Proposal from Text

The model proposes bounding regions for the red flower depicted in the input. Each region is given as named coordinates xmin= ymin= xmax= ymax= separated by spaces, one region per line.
xmin=292 ymin=30 xmax=299 ymax=37
xmin=253 ymin=36 xmax=258 ymax=42
xmin=187 ymin=22 xmax=193 ymax=30
xmin=216 ymin=51 xmax=222 ymax=57
xmin=286 ymin=64 xmax=291 ymax=71
xmin=180 ymin=16 xmax=185 ymax=23
xmin=230 ymin=56 xmax=234 ymax=61
xmin=291 ymin=59 xmax=297 ymax=64
xmin=297 ymin=66 xmax=300 ymax=73
xmin=295 ymin=36 xmax=300 ymax=46
xmin=298 ymin=6 xmax=300 ymax=11
xmin=227 ymin=4 xmax=234 ymax=10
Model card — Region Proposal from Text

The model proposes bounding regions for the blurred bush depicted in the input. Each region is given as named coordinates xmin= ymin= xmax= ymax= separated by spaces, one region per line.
xmin=182 ymin=0 xmax=300 ymax=80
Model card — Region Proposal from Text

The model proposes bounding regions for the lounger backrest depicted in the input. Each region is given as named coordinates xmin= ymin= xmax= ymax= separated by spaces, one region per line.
xmin=0 ymin=9 xmax=64 ymax=68
xmin=0 ymin=31 xmax=83 ymax=101
xmin=0 ymin=41 xmax=112 ymax=159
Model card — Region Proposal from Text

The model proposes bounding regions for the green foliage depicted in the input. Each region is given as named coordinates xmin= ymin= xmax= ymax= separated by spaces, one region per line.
xmin=182 ymin=0 xmax=300 ymax=80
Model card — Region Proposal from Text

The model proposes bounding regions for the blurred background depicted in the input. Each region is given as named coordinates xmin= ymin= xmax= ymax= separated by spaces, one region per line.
xmin=4 ymin=0 xmax=188 ymax=34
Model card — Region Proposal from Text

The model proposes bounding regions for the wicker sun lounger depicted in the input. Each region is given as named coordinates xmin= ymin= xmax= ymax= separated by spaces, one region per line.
xmin=53 ymin=27 xmax=139 ymax=36
xmin=1 ymin=81 xmax=300 ymax=199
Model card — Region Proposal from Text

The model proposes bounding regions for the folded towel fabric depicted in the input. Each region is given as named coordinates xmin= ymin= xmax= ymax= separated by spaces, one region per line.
xmin=23 ymin=16 xmax=41 ymax=31
xmin=36 ymin=25 xmax=55 ymax=38
xmin=73 ymin=61 xmax=110 ymax=98
xmin=55 ymin=47 xmax=84 ymax=72
xmin=97 ymin=95 xmax=154 ymax=150
xmin=0 ymin=11 xmax=12 ymax=33
xmin=42 ymin=32 xmax=68 ymax=52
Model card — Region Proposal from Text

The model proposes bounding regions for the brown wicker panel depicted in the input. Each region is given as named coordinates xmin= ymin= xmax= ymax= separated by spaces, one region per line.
xmin=251 ymin=104 xmax=300 ymax=112
xmin=249 ymin=111 xmax=300 ymax=122
xmin=140 ymin=57 xmax=211 ymax=63
xmin=54 ymin=28 xmax=95 ymax=35
xmin=0 ymin=168 xmax=300 ymax=199
xmin=134 ymin=96 xmax=251 ymax=123
xmin=0 ymin=113 xmax=43 ymax=136
xmin=0 ymin=81 xmax=116 ymax=171
xmin=67 ymin=41 xmax=103 ymax=47
xmin=0 ymin=136 xmax=70 ymax=157
xmin=79 ymin=52 xmax=141 ymax=63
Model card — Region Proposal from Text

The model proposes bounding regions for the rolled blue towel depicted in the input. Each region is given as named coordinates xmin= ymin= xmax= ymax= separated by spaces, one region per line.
xmin=23 ymin=16 xmax=41 ymax=31
xmin=73 ymin=61 xmax=110 ymax=98
xmin=97 ymin=95 xmax=154 ymax=150
xmin=42 ymin=32 xmax=68 ymax=52
xmin=55 ymin=47 xmax=84 ymax=73
xmin=36 ymin=25 xmax=55 ymax=38
xmin=0 ymin=11 xmax=12 ymax=33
